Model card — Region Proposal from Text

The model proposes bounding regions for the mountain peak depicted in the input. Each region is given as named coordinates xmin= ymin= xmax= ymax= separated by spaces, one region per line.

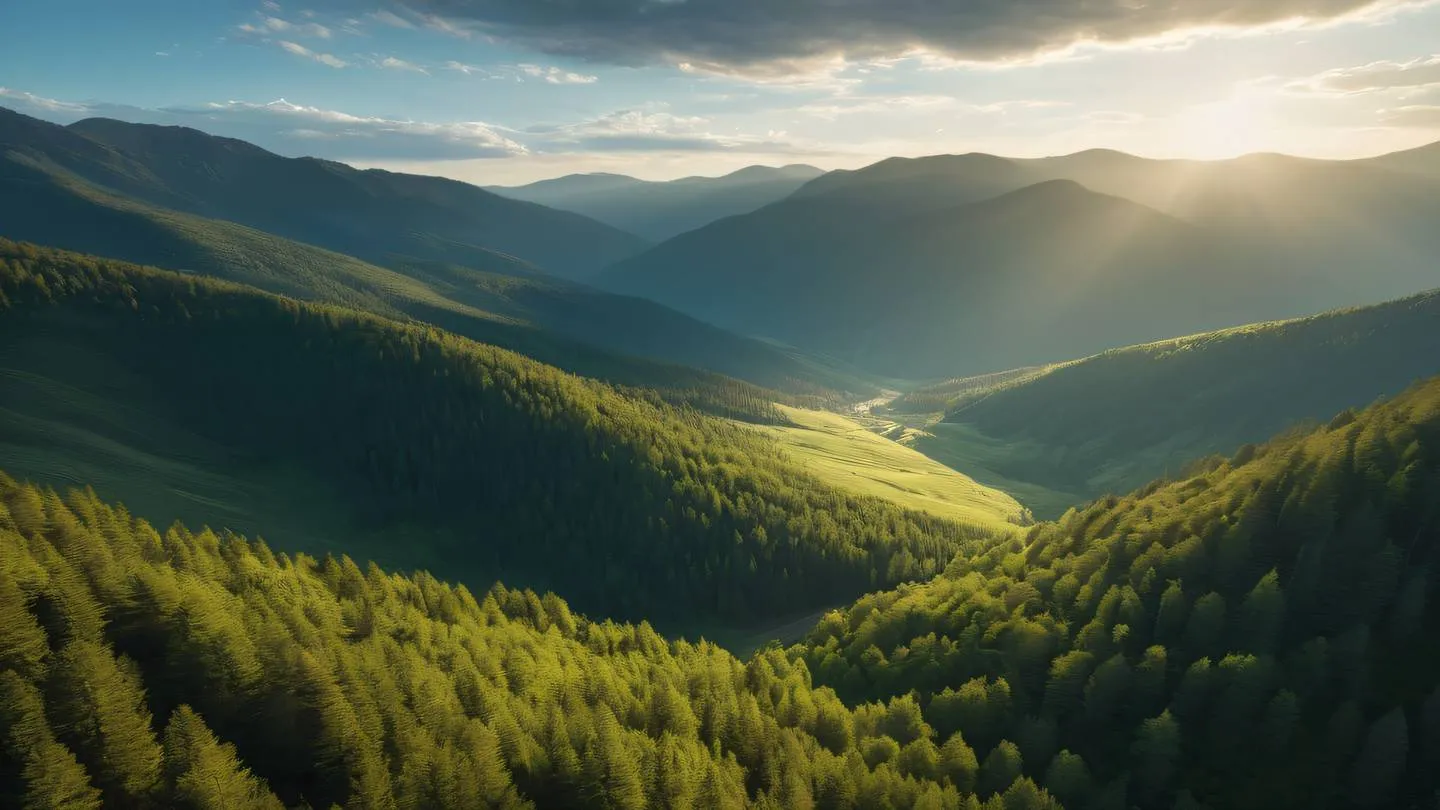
xmin=69 ymin=117 xmax=275 ymax=159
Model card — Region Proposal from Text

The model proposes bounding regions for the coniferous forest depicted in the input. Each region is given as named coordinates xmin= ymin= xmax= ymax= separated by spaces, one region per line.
xmin=4 ymin=92 xmax=1440 ymax=810
xmin=0 ymin=241 xmax=986 ymax=629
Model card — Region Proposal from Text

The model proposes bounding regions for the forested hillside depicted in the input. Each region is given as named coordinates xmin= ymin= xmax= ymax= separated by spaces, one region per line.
xmin=932 ymin=288 xmax=1440 ymax=498
xmin=42 ymin=111 xmax=649 ymax=278
xmin=0 ymin=474 xmax=1046 ymax=810
xmin=1 ymin=108 xmax=862 ymax=405
xmin=796 ymin=375 xmax=1440 ymax=809
xmin=0 ymin=241 xmax=994 ymax=631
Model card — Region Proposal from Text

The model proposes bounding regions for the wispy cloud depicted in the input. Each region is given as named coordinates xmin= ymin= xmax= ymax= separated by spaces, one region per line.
xmin=369 ymin=9 xmax=415 ymax=29
xmin=518 ymin=64 xmax=598 ymax=85
xmin=169 ymin=99 xmax=527 ymax=158
xmin=443 ymin=60 xmax=491 ymax=76
xmin=240 ymin=14 xmax=332 ymax=39
xmin=421 ymin=14 xmax=472 ymax=39
xmin=0 ymin=87 xmax=93 ymax=115
xmin=278 ymin=40 xmax=348 ymax=68
xmin=525 ymin=108 xmax=810 ymax=153
xmin=1381 ymin=104 xmax=1440 ymax=127
xmin=796 ymin=95 xmax=1070 ymax=121
xmin=1290 ymin=54 xmax=1440 ymax=95
xmin=379 ymin=56 xmax=429 ymax=74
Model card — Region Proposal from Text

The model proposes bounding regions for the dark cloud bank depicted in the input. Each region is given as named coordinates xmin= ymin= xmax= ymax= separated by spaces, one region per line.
xmin=369 ymin=0 xmax=1405 ymax=69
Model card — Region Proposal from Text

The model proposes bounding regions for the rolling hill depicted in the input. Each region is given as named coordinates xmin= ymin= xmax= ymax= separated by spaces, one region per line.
xmin=0 ymin=108 xmax=872 ymax=405
xmin=0 ymin=241 xmax=1005 ymax=632
xmin=900 ymin=287 xmax=1440 ymax=509
xmin=1361 ymin=137 xmax=1440 ymax=178
xmin=796 ymin=371 xmax=1440 ymax=809
xmin=598 ymin=147 xmax=1440 ymax=378
xmin=488 ymin=164 xmax=825 ymax=241
xmin=0 ymin=106 xmax=649 ymax=279
xmin=6 ymin=329 xmax=1440 ymax=810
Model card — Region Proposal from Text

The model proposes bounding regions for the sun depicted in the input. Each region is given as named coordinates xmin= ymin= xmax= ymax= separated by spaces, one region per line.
xmin=1170 ymin=90 xmax=1282 ymax=159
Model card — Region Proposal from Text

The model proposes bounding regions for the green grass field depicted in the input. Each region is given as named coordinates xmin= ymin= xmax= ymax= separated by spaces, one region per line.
xmin=753 ymin=404 xmax=1029 ymax=531
xmin=845 ymin=404 xmax=1087 ymax=521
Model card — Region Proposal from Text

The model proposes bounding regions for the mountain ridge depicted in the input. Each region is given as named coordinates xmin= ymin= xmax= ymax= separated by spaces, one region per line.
xmin=2 ymin=109 xmax=649 ymax=279
xmin=598 ymin=146 xmax=1440 ymax=377
xmin=489 ymin=163 xmax=826 ymax=240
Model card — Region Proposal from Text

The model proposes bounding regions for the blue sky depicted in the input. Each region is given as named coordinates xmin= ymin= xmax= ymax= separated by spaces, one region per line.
xmin=2 ymin=0 xmax=1439 ymax=183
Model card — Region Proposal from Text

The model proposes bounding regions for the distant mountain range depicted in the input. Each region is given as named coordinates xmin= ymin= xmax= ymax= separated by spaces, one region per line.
xmin=0 ymin=105 xmax=866 ymax=403
xmin=487 ymin=164 xmax=825 ymax=241
xmin=0 ymin=108 xmax=649 ymax=280
xmin=598 ymin=142 xmax=1440 ymax=378
xmin=1364 ymin=138 xmax=1440 ymax=178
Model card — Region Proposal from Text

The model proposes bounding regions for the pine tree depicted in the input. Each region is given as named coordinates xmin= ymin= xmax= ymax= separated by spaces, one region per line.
xmin=1348 ymin=708 xmax=1408 ymax=809
xmin=978 ymin=741 xmax=1023 ymax=798
xmin=0 ymin=672 xmax=103 ymax=810
xmin=47 ymin=641 xmax=163 ymax=806
xmin=161 ymin=706 xmax=283 ymax=810
xmin=938 ymin=733 xmax=979 ymax=793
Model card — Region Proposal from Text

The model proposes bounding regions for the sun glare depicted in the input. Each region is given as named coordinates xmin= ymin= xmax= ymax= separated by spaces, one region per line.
xmin=1170 ymin=91 xmax=1281 ymax=159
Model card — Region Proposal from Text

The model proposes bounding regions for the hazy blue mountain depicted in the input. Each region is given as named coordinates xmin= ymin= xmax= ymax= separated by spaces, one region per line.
xmin=599 ymin=146 xmax=1440 ymax=377
xmin=488 ymin=163 xmax=824 ymax=240
xmin=0 ymin=107 xmax=866 ymax=403
xmin=0 ymin=107 xmax=648 ymax=279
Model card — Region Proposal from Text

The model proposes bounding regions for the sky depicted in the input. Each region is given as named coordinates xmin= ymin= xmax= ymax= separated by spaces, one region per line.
xmin=2 ymin=0 xmax=1439 ymax=184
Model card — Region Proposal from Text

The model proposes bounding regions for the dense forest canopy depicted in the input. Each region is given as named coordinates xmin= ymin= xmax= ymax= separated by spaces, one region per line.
xmin=0 ymin=240 xmax=999 ymax=633
xmin=0 ymin=472 xmax=1045 ymax=810
xmin=795 ymin=375 xmax=1440 ymax=809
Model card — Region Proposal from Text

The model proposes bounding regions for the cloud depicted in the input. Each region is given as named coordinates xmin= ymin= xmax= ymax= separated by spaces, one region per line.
xmin=1293 ymin=54 xmax=1440 ymax=95
xmin=352 ymin=0 xmax=1431 ymax=74
xmin=797 ymin=95 xmax=959 ymax=120
xmin=379 ymin=55 xmax=429 ymax=73
xmin=164 ymin=99 xmax=527 ymax=158
xmin=518 ymin=64 xmax=598 ymax=85
xmin=369 ymin=9 xmax=415 ymax=28
xmin=0 ymin=87 xmax=93 ymax=116
xmin=1381 ymin=104 xmax=1440 ymax=126
xmin=796 ymin=95 xmax=1070 ymax=121
xmin=442 ymin=60 xmax=598 ymax=83
xmin=240 ymin=14 xmax=332 ymax=38
xmin=278 ymin=40 xmax=349 ymax=68
xmin=524 ymin=108 xmax=808 ymax=153
xmin=443 ymin=60 xmax=492 ymax=75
